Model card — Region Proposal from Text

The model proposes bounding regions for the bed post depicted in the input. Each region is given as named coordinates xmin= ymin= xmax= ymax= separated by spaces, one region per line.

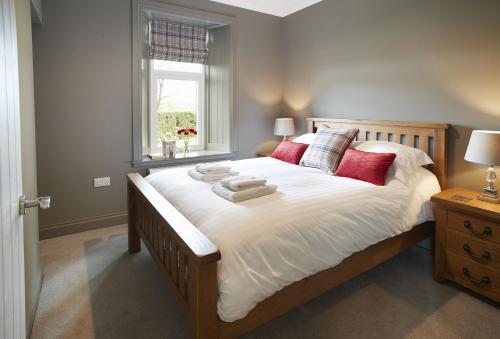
xmin=191 ymin=261 xmax=219 ymax=339
xmin=433 ymin=127 xmax=448 ymax=190
xmin=128 ymin=180 xmax=141 ymax=253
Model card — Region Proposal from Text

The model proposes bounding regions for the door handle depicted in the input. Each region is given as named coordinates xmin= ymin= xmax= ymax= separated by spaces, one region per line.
xmin=19 ymin=195 xmax=51 ymax=215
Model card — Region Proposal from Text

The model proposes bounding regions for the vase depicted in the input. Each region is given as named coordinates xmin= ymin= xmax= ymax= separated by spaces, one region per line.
xmin=183 ymin=139 xmax=190 ymax=156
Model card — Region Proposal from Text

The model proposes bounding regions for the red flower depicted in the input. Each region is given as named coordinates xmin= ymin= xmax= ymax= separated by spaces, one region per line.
xmin=193 ymin=131 xmax=198 ymax=135
xmin=184 ymin=132 xmax=189 ymax=136
xmin=189 ymin=128 xmax=195 ymax=133
xmin=177 ymin=129 xmax=183 ymax=135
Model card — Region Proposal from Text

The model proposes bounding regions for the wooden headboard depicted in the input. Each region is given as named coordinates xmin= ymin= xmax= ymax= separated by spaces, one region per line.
xmin=307 ymin=118 xmax=449 ymax=189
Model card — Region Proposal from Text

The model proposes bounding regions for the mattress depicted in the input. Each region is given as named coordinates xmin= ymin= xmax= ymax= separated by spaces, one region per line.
xmin=146 ymin=157 xmax=441 ymax=322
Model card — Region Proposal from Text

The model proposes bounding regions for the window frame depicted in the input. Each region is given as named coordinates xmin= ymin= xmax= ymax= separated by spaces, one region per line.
xmin=132 ymin=0 xmax=236 ymax=167
xmin=149 ymin=62 xmax=205 ymax=153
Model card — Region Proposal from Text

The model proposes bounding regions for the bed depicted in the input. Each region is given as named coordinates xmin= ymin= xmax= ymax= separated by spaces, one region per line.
xmin=127 ymin=118 xmax=448 ymax=338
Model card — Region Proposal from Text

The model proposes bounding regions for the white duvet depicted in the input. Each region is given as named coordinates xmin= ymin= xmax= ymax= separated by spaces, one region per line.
xmin=146 ymin=157 xmax=440 ymax=322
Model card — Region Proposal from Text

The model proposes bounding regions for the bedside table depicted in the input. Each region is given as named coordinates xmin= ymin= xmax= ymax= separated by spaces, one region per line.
xmin=257 ymin=151 xmax=273 ymax=157
xmin=432 ymin=188 xmax=500 ymax=302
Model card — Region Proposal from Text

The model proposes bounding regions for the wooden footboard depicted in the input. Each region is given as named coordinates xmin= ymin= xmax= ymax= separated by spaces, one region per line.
xmin=127 ymin=173 xmax=221 ymax=338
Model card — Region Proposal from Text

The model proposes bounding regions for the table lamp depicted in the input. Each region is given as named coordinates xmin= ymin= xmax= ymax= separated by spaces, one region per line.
xmin=464 ymin=130 xmax=500 ymax=203
xmin=274 ymin=118 xmax=295 ymax=141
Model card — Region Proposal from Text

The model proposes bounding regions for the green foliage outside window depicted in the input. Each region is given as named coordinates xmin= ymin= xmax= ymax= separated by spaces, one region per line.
xmin=157 ymin=111 xmax=196 ymax=143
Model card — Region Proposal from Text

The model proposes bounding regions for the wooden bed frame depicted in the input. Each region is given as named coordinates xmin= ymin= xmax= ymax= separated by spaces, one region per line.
xmin=127 ymin=118 xmax=448 ymax=338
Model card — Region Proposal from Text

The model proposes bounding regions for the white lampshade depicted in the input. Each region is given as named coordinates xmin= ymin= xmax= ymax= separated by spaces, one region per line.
xmin=464 ymin=130 xmax=500 ymax=165
xmin=274 ymin=118 xmax=295 ymax=137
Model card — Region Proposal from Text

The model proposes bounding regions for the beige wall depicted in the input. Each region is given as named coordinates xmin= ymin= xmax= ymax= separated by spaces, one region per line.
xmin=16 ymin=0 xmax=43 ymax=333
xmin=283 ymin=0 xmax=500 ymax=190
xmin=32 ymin=0 xmax=283 ymax=235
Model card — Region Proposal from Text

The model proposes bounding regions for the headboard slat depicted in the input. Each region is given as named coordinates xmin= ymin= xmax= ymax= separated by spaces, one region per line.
xmin=421 ymin=137 xmax=429 ymax=155
xmin=307 ymin=118 xmax=449 ymax=189
xmin=357 ymin=131 xmax=367 ymax=141
xmin=406 ymin=135 xmax=415 ymax=147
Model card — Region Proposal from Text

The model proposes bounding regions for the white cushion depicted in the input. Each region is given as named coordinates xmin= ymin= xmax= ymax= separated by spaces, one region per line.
xmin=293 ymin=133 xmax=362 ymax=147
xmin=354 ymin=141 xmax=433 ymax=185
xmin=349 ymin=140 xmax=363 ymax=148
xmin=292 ymin=133 xmax=317 ymax=144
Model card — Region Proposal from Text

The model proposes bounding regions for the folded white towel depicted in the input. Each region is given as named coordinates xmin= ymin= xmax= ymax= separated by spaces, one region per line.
xmin=188 ymin=169 xmax=239 ymax=182
xmin=212 ymin=183 xmax=277 ymax=202
xmin=195 ymin=163 xmax=232 ymax=174
xmin=220 ymin=175 xmax=255 ymax=187
xmin=223 ymin=178 xmax=268 ymax=192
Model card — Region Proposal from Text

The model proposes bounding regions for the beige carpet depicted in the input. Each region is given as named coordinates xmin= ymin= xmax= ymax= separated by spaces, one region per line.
xmin=31 ymin=225 xmax=500 ymax=339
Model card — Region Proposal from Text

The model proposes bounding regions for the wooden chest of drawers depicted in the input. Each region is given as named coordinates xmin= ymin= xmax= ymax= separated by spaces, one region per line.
xmin=432 ymin=188 xmax=500 ymax=302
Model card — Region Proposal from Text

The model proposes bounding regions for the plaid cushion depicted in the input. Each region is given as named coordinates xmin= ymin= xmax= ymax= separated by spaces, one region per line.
xmin=299 ymin=127 xmax=359 ymax=174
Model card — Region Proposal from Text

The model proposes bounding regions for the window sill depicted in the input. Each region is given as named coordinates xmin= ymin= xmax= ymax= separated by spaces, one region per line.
xmin=131 ymin=150 xmax=236 ymax=169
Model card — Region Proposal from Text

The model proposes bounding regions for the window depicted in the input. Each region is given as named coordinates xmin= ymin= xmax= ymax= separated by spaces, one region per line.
xmin=149 ymin=60 xmax=204 ymax=152
xmin=132 ymin=1 xmax=234 ymax=165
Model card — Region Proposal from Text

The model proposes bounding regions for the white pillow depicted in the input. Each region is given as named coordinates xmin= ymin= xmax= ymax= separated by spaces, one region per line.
xmin=354 ymin=141 xmax=433 ymax=185
xmin=349 ymin=140 xmax=363 ymax=148
xmin=293 ymin=133 xmax=362 ymax=147
xmin=292 ymin=133 xmax=317 ymax=144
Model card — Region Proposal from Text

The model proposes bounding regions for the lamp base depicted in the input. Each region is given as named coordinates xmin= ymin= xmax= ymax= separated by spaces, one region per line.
xmin=478 ymin=191 xmax=500 ymax=204
xmin=478 ymin=166 xmax=499 ymax=203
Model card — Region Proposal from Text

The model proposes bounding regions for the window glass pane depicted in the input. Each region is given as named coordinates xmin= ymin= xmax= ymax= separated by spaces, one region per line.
xmin=155 ymin=78 xmax=198 ymax=148
xmin=153 ymin=60 xmax=203 ymax=73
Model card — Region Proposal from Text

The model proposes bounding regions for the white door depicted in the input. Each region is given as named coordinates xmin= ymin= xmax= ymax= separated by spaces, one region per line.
xmin=0 ymin=0 xmax=27 ymax=338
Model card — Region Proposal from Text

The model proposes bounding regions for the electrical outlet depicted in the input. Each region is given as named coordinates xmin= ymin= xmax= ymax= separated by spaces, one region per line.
xmin=93 ymin=177 xmax=111 ymax=188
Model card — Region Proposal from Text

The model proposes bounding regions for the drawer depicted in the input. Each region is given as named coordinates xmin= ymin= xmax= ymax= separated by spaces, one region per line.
xmin=446 ymin=251 xmax=500 ymax=301
xmin=448 ymin=211 xmax=500 ymax=245
xmin=446 ymin=230 xmax=500 ymax=270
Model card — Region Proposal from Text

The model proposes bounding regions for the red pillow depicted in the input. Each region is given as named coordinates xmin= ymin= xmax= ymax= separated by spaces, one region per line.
xmin=271 ymin=140 xmax=309 ymax=164
xmin=335 ymin=148 xmax=396 ymax=186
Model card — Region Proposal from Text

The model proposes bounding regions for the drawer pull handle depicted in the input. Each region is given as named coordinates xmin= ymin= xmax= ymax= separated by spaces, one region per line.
xmin=462 ymin=267 xmax=491 ymax=288
xmin=463 ymin=244 xmax=491 ymax=263
xmin=464 ymin=220 xmax=492 ymax=237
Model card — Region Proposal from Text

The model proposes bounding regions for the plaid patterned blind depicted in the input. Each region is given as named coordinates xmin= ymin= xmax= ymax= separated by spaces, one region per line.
xmin=149 ymin=20 xmax=209 ymax=64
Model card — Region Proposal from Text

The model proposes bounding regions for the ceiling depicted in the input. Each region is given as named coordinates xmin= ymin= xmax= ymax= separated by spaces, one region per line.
xmin=209 ymin=0 xmax=323 ymax=17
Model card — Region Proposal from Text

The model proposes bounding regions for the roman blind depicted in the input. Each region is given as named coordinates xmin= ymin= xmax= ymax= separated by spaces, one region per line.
xmin=149 ymin=19 xmax=209 ymax=64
